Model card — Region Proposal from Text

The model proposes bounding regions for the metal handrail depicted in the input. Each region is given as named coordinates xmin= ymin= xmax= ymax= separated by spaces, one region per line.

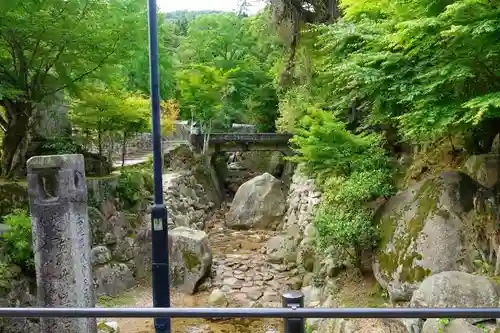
xmin=0 ymin=307 xmax=499 ymax=319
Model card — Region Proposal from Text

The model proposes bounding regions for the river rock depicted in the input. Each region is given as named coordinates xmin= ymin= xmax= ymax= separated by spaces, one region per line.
xmin=226 ymin=173 xmax=286 ymax=230
xmin=208 ymin=289 xmax=228 ymax=307
xmin=373 ymin=171 xmax=493 ymax=302
xmin=422 ymin=319 xmax=484 ymax=333
xmin=93 ymin=263 xmax=135 ymax=297
xmin=410 ymin=271 xmax=498 ymax=326
xmin=169 ymin=227 xmax=212 ymax=294
xmin=266 ymin=234 xmax=299 ymax=264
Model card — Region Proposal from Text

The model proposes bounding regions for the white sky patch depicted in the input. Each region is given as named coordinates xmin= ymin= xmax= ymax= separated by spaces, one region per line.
xmin=157 ymin=0 xmax=266 ymax=14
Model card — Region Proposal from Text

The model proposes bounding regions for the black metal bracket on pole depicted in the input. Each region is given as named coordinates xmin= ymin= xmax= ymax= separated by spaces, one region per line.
xmin=147 ymin=0 xmax=171 ymax=332
xmin=282 ymin=291 xmax=305 ymax=333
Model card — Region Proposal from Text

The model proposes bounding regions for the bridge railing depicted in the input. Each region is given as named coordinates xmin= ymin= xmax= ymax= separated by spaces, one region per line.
xmin=189 ymin=133 xmax=294 ymax=152
xmin=2 ymin=290 xmax=500 ymax=333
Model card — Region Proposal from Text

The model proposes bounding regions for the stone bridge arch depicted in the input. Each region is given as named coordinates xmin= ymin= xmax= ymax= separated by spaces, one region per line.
xmin=189 ymin=133 xmax=294 ymax=197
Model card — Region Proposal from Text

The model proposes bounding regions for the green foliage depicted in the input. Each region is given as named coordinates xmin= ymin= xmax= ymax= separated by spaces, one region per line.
xmin=315 ymin=204 xmax=376 ymax=257
xmin=2 ymin=209 xmax=34 ymax=274
xmin=290 ymin=108 xmax=391 ymax=179
xmin=174 ymin=11 xmax=282 ymax=132
xmin=176 ymin=64 xmax=229 ymax=131
xmin=438 ymin=318 xmax=450 ymax=333
xmin=303 ymin=0 xmax=500 ymax=143
xmin=40 ymin=137 xmax=80 ymax=155
xmin=114 ymin=170 xmax=151 ymax=209
xmin=0 ymin=0 xmax=149 ymax=175
xmin=291 ymin=108 xmax=394 ymax=265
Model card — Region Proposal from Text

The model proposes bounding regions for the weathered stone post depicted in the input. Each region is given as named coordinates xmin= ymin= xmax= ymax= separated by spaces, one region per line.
xmin=27 ymin=154 xmax=97 ymax=333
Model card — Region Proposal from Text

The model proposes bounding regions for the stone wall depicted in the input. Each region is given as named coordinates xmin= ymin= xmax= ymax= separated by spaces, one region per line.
xmin=266 ymin=167 xmax=324 ymax=279
xmin=163 ymin=171 xmax=215 ymax=230
xmin=282 ymin=170 xmax=322 ymax=232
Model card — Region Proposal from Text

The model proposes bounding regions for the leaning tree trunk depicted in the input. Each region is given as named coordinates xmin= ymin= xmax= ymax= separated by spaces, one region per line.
xmin=1 ymin=101 xmax=33 ymax=178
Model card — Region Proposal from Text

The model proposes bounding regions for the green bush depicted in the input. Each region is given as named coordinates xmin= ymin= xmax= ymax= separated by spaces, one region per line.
xmin=115 ymin=170 xmax=151 ymax=209
xmin=2 ymin=209 xmax=34 ymax=274
xmin=315 ymin=203 xmax=376 ymax=265
xmin=291 ymin=108 xmax=395 ymax=267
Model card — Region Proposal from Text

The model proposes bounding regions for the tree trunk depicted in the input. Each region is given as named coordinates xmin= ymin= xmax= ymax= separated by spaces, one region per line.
xmin=121 ymin=133 xmax=127 ymax=167
xmin=97 ymin=124 xmax=103 ymax=176
xmin=1 ymin=101 xmax=32 ymax=178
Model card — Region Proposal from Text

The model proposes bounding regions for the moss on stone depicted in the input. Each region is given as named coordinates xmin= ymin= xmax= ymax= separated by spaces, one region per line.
xmin=377 ymin=178 xmax=439 ymax=285
xmin=183 ymin=250 xmax=201 ymax=270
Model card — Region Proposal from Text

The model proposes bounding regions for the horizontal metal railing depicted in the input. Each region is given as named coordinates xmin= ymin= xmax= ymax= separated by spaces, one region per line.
xmin=0 ymin=307 xmax=499 ymax=319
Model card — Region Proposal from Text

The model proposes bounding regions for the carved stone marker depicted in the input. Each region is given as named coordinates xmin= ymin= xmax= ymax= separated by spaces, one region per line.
xmin=27 ymin=154 xmax=96 ymax=333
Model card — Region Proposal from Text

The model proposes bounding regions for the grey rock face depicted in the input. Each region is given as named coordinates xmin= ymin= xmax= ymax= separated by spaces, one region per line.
xmin=168 ymin=227 xmax=212 ymax=294
xmin=373 ymin=171 xmax=491 ymax=301
xmin=464 ymin=154 xmax=500 ymax=187
xmin=163 ymin=171 xmax=213 ymax=230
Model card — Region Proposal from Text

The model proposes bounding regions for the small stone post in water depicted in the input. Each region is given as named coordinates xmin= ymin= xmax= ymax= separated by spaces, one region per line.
xmin=27 ymin=154 xmax=96 ymax=333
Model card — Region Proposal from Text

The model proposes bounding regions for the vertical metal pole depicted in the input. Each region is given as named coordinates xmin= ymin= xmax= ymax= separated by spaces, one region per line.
xmin=147 ymin=0 xmax=171 ymax=332
xmin=282 ymin=291 xmax=305 ymax=333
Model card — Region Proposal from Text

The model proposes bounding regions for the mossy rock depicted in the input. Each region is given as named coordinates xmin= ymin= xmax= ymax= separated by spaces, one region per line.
xmin=373 ymin=171 xmax=486 ymax=302
xmin=463 ymin=153 xmax=500 ymax=188
xmin=0 ymin=183 xmax=28 ymax=220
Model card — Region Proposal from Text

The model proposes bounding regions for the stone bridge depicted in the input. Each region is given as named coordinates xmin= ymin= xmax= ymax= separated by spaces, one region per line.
xmin=189 ymin=133 xmax=294 ymax=155
xmin=188 ymin=133 xmax=294 ymax=198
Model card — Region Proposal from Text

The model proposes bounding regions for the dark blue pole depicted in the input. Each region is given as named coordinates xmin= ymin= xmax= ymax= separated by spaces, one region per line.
xmin=147 ymin=0 xmax=171 ymax=332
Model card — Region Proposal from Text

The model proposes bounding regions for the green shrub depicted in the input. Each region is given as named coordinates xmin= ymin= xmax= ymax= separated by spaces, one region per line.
xmin=2 ymin=209 xmax=34 ymax=274
xmin=115 ymin=170 xmax=151 ymax=209
xmin=291 ymin=108 xmax=395 ymax=267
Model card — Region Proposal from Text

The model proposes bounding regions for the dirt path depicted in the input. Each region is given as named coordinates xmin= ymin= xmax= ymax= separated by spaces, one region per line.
xmin=98 ymin=210 xmax=291 ymax=333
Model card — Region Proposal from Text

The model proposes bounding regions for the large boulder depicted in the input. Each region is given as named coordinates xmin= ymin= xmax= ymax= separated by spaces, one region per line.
xmin=168 ymin=227 xmax=212 ymax=294
xmin=410 ymin=271 xmax=498 ymax=326
xmin=373 ymin=171 xmax=492 ymax=302
xmin=226 ymin=173 xmax=286 ymax=230
xmin=464 ymin=154 xmax=500 ymax=187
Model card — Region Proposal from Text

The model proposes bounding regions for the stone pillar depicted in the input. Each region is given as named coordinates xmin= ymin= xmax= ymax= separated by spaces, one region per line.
xmin=27 ymin=154 xmax=96 ymax=333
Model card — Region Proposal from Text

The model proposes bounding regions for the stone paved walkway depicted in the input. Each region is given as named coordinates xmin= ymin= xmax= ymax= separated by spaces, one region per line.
xmin=206 ymin=213 xmax=300 ymax=307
